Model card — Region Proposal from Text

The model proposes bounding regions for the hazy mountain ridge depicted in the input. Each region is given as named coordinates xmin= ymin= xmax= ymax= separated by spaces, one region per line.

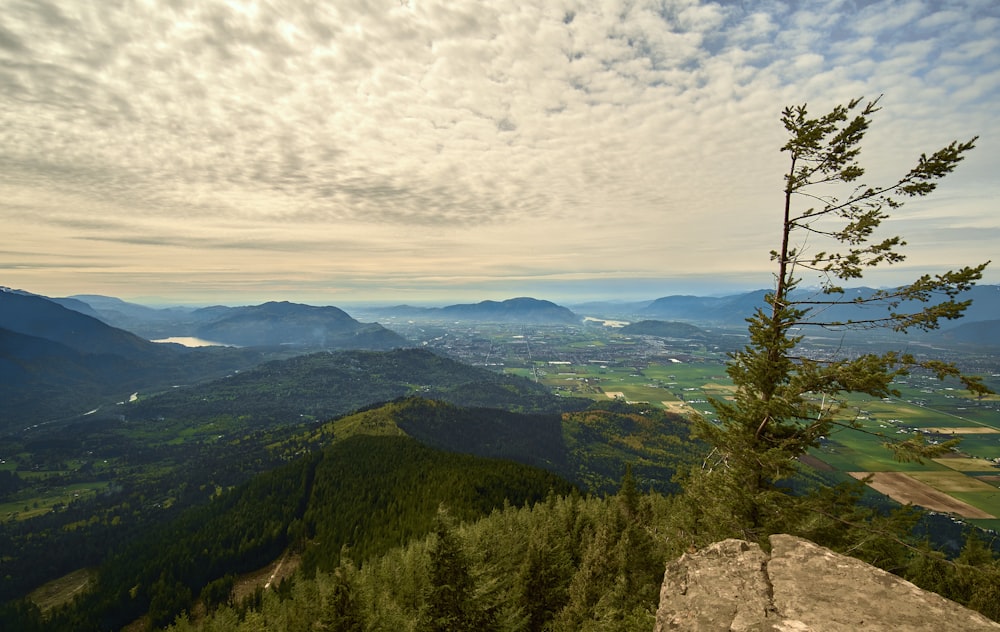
xmin=2 ymin=290 xmax=172 ymax=360
xmin=0 ymin=291 xmax=265 ymax=430
xmin=942 ymin=319 xmax=1000 ymax=347
xmin=188 ymin=301 xmax=406 ymax=348
xmin=61 ymin=295 xmax=408 ymax=349
xmin=363 ymin=296 xmax=581 ymax=324
xmin=638 ymin=285 xmax=1000 ymax=331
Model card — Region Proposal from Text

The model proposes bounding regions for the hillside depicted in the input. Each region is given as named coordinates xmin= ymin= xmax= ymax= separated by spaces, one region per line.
xmin=619 ymin=320 xmax=708 ymax=339
xmin=13 ymin=434 xmax=575 ymax=630
xmin=941 ymin=319 xmax=1000 ymax=347
xmin=126 ymin=348 xmax=579 ymax=430
xmin=327 ymin=396 xmax=698 ymax=494
xmin=189 ymin=301 xmax=406 ymax=348
xmin=0 ymin=291 xmax=263 ymax=429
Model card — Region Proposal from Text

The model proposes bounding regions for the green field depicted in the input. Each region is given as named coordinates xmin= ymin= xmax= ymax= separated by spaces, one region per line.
xmin=1 ymin=481 xmax=110 ymax=521
xmin=516 ymin=351 xmax=1000 ymax=529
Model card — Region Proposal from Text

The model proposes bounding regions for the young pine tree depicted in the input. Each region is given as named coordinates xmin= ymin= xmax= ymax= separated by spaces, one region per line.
xmin=685 ymin=96 xmax=991 ymax=543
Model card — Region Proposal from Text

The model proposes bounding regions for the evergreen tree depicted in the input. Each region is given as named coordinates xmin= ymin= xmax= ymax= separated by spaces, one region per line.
xmin=424 ymin=506 xmax=483 ymax=631
xmin=685 ymin=96 xmax=991 ymax=543
xmin=320 ymin=553 xmax=363 ymax=631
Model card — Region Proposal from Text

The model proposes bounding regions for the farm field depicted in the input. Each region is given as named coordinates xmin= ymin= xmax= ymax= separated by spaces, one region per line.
xmin=0 ymin=480 xmax=110 ymax=522
xmin=492 ymin=324 xmax=1000 ymax=531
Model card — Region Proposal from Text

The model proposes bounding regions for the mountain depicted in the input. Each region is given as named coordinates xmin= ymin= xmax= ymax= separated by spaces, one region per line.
xmin=639 ymin=290 xmax=769 ymax=324
xmin=619 ymin=320 xmax=708 ymax=339
xmin=440 ymin=297 xmax=580 ymax=323
xmin=56 ymin=294 xmax=196 ymax=338
xmin=0 ymin=290 xmax=263 ymax=430
xmin=364 ymin=297 xmax=580 ymax=324
xmin=940 ymin=320 xmax=1000 ymax=347
xmin=639 ymin=285 xmax=1000 ymax=327
xmin=1 ymin=289 xmax=169 ymax=360
xmin=188 ymin=301 xmax=407 ymax=348
xmin=60 ymin=295 xmax=408 ymax=349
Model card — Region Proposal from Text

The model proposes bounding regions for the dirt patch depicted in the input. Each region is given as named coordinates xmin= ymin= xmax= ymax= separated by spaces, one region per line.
xmin=798 ymin=453 xmax=835 ymax=472
xmin=28 ymin=567 xmax=94 ymax=612
xmin=849 ymin=471 xmax=994 ymax=519
xmin=232 ymin=551 xmax=302 ymax=603
xmin=662 ymin=401 xmax=697 ymax=416
xmin=604 ymin=392 xmax=625 ymax=399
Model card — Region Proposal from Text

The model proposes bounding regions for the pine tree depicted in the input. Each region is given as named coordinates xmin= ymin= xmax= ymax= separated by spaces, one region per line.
xmin=685 ymin=96 xmax=991 ymax=543
xmin=424 ymin=506 xmax=482 ymax=631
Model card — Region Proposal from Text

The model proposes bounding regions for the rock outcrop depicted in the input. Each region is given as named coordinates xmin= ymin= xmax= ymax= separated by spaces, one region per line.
xmin=654 ymin=534 xmax=1000 ymax=631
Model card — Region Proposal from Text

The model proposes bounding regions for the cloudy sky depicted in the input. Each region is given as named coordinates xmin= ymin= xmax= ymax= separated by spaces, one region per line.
xmin=2 ymin=0 xmax=997 ymax=306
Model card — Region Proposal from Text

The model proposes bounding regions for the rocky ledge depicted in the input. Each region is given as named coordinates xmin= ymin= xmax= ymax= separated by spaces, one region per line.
xmin=654 ymin=534 xmax=1000 ymax=631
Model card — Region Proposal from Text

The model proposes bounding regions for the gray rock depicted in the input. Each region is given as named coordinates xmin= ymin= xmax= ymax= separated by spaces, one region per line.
xmin=654 ymin=534 xmax=1000 ymax=631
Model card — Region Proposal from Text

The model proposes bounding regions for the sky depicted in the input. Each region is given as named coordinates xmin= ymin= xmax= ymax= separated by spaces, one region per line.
xmin=2 ymin=0 xmax=998 ymax=306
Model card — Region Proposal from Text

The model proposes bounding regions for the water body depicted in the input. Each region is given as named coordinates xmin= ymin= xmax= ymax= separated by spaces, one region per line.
xmin=151 ymin=337 xmax=234 ymax=347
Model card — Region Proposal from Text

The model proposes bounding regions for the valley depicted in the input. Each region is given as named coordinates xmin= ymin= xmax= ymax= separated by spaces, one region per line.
xmin=2 ymin=289 xmax=999 ymax=629
xmin=393 ymin=317 xmax=1000 ymax=529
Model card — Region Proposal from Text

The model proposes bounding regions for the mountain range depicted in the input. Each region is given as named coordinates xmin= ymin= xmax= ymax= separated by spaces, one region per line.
xmin=56 ymin=295 xmax=407 ymax=348
xmin=0 ymin=290 xmax=406 ymax=430
xmin=633 ymin=285 xmax=1000 ymax=328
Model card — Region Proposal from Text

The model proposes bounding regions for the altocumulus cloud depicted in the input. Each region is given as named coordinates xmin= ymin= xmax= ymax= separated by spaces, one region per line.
xmin=1 ymin=0 xmax=998 ymax=302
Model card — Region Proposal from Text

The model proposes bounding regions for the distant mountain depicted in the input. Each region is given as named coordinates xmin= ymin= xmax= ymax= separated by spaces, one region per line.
xmin=619 ymin=320 xmax=708 ymax=339
xmin=940 ymin=320 xmax=1000 ymax=347
xmin=1 ymin=290 xmax=167 ymax=360
xmin=568 ymin=299 xmax=653 ymax=318
xmin=62 ymin=296 xmax=408 ymax=349
xmin=189 ymin=301 xmax=407 ymax=348
xmin=638 ymin=290 xmax=767 ymax=324
xmin=368 ymin=297 xmax=580 ymax=324
xmin=57 ymin=294 xmax=196 ymax=338
xmin=0 ymin=289 xmax=264 ymax=430
xmin=639 ymin=285 xmax=1000 ymax=327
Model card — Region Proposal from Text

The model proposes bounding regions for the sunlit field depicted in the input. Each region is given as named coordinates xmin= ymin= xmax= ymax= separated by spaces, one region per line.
xmin=493 ymin=324 xmax=1000 ymax=530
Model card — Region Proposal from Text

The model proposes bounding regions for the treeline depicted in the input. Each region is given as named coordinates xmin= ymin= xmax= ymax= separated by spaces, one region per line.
xmin=300 ymin=434 xmax=575 ymax=575
xmin=3 ymin=435 xmax=573 ymax=631
xmin=169 ymin=474 xmax=672 ymax=632
xmin=168 ymin=478 xmax=1000 ymax=632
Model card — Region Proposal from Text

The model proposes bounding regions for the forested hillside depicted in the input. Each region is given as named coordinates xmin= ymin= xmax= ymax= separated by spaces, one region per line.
xmin=6 ymin=435 xmax=573 ymax=631
xmin=170 ymin=483 xmax=674 ymax=632
xmin=127 ymin=348 xmax=577 ymax=430
xmin=324 ymin=396 xmax=699 ymax=494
